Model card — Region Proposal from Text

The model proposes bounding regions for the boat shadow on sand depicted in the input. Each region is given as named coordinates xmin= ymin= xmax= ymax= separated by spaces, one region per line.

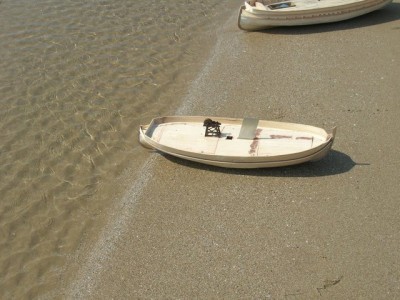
xmin=161 ymin=150 xmax=368 ymax=177
xmin=256 ymin=3 xmax=400 ymax=34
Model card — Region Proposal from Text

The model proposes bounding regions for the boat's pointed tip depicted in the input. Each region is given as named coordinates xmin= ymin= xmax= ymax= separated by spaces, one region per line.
xmin=331 ymin=126 xmax=337 ymax=137
xmin=138 ymin=125 xmax=155 ymax=149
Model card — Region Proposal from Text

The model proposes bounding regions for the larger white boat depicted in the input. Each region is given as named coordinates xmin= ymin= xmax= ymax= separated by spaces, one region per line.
xmin=139 ymin=116 xmax=336 ymax=169
xmin=238 ymin=0 xmax=393 ymax=31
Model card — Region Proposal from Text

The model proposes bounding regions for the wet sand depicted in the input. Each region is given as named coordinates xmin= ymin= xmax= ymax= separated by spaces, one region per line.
xmin=66 ymin=2 xmax=400 ymax=299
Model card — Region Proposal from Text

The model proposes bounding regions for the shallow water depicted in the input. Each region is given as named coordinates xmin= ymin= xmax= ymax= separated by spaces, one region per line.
xmin=0 ymin=0 xmax=239 ymax=298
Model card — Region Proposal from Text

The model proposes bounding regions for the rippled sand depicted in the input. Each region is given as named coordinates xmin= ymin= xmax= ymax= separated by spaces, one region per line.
xmin=0 ymin=0 xmax=237 ymax=298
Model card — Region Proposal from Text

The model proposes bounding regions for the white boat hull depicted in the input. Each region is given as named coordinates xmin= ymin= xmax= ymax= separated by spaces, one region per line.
xmin=238 ymin=0 xmax=393 ymax=31
xmin=139 ymin=116 xmax=336 ymax=169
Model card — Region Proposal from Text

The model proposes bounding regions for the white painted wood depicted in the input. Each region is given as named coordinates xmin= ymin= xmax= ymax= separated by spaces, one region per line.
xmin=139 ymin=116 xmax=336 ymax=168
xmin=238 ymin=0 xmax=393 ymax=31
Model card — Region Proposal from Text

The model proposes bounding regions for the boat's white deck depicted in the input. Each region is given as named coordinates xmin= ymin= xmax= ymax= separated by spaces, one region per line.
xmin=149 ymin=122 xmax=326 ymax=157
xmin=250 ymin=0 xmax=365 ymax=12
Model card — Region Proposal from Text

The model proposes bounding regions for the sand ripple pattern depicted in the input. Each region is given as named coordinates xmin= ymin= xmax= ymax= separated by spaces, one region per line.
xmin=0 ymin=0 xmax=230 ymax=298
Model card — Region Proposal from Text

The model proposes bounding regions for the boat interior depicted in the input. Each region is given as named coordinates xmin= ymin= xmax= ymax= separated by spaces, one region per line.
xmin=148 ymin=119 xmax=328 ymax=157
xmin=246 ymin=0 xmax=366 ymax=11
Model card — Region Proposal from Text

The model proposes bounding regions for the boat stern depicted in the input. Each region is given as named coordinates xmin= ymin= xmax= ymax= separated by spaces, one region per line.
xmin=310 ymin=127 xmax=337 ymax=162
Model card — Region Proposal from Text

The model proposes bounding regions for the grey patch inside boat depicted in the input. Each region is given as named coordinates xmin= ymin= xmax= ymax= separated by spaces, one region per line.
xmin=238 ymin=117 xmax=259 ymax=139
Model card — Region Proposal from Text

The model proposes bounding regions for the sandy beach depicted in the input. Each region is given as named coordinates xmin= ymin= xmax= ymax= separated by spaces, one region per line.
xmin=64 ymin=2 xmax=400 ymax=299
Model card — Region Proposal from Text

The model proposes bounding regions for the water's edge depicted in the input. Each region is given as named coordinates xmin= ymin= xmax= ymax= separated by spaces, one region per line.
xmin=57 ymin=2 xmax=242 ymax=298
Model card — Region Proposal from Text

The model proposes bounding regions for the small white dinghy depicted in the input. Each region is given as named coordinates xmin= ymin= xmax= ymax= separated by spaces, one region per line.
xmin=238 ymin=0 xmax=393 ymax=31
xmin=139 ymin=116 xmax=336 ymax=169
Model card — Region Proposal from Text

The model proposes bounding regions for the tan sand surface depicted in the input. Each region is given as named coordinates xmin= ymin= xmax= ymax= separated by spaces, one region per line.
xmin=65 ymin=2 xmax=400 ymax=299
